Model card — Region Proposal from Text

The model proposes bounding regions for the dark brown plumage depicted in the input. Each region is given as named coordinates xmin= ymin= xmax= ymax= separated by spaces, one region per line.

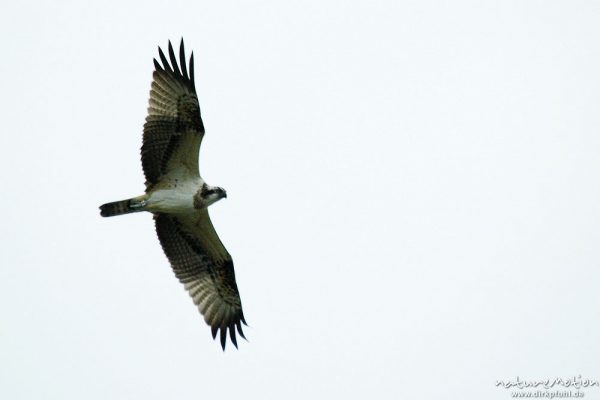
xmin=154 ymin=212 xmax=246 ymax=349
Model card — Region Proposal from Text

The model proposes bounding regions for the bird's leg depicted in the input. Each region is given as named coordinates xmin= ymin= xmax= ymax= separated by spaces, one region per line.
xmin=129 ymin=195 xmax=148 ymax=210
xmin=130 ymin=200 xmax=147 ymax=209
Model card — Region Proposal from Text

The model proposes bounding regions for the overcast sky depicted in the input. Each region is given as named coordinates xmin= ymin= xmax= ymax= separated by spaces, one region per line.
xmin=1 ymin=1 xmax=599 ymax=399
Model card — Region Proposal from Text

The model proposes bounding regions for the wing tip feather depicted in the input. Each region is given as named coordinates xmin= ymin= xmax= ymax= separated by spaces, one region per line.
xmin=168 ymin=40 xmax=181 ymax=76
xmin=220 ymin=327 xmax=227 ymax=350
xmin=158 ymin=46 xmax=172 ymax=73
xmin=230 ymin=323 xmax=238 ymax=348
xmin=154 ymin=39 xmax=195 ymax=90
xmin=153 ymin=58 xmax=162 ymax=71
xmin=179 ymin=38 xmax=188 ymax=81
xmin=210 ymin=317 xmax=247 ymax=350
xmin=190 ymin=51 xmax=195 ymax=85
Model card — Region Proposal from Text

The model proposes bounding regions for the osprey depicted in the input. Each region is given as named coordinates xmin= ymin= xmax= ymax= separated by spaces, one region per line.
xmin=99 ymin=40 xmax=246 ymax=350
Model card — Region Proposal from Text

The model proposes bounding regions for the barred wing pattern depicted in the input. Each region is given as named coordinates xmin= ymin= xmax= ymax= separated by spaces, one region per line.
xmin=154 ymin=211 xmax=246 ymax=350
xmin=142 ymin=40 xmax=204 ymax=188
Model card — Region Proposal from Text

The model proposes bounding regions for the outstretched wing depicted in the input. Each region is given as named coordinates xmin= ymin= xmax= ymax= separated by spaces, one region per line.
xmin=142 ymin=39 xmax=204 ymax=188
xmin=154 ymin=211 xmax=246 ymax=350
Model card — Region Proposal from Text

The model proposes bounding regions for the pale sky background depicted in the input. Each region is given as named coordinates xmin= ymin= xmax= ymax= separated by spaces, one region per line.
xmin=1 ymin=1 xmax=599 ymax=399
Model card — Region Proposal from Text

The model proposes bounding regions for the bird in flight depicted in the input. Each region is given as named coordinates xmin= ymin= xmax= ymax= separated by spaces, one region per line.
xmin=99 ymin=39 xmax=246 ymax=350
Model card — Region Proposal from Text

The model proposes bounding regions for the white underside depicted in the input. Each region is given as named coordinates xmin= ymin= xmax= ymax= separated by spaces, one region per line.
xmin=146 ymin=176 xmax=204 ymax=214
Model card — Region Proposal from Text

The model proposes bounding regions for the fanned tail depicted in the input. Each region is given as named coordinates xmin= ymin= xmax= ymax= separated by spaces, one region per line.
xmin=99 ymin=197 xmax=146 ymax=217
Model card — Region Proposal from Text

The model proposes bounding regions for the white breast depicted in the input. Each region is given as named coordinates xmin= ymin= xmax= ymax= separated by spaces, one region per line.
xmin=147 ymin=177 xmax=203 ymax=213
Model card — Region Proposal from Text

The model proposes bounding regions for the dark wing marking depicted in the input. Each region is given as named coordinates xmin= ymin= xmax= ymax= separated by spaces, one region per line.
xmin=154 ymin=211 xmax=246 ymax=350
xmin=142 ymin=39 xmax=205 ymax=188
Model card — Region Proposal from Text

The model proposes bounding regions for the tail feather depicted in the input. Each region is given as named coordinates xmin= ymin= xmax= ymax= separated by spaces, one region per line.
xmin=100 ymin=197 xmax=145 ymax=217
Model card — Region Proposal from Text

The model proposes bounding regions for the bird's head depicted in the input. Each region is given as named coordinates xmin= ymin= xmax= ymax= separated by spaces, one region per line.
xmin=202 ymin=184 xmax=227 ymax=207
